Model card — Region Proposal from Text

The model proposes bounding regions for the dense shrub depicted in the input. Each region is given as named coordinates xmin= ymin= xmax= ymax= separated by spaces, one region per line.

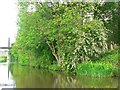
xmin=73 ymin=20 xmax=108 ymax=63
xmin=0 ymin=56 xmax=7 ymax=62
xmin=98 ymin=48 xmax=118 ymax=64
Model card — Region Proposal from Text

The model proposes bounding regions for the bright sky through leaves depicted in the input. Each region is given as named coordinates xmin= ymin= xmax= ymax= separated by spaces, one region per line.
xmin=0 ymin=0 xmax=18 ymax=47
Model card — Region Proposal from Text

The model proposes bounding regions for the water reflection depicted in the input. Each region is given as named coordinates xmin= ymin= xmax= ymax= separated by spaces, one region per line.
xmin=9 ymin=64 xmax=118 ymax=88
xmin=0 ymin=63 xmax=16 ymax=89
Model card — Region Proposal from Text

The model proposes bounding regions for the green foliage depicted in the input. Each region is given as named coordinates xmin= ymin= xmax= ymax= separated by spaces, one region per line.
xmin=73 ymin=20 xmax=107 ymax=63
xmin=94 ymin=2 xmax=119 ymax=46
xmin=49 ymin=64 xmax=60 ymax=71
xmin=9 ymin=43 xmax=19 ymax=62
xmin=97 ymin=49 xmax=119 ymax=76
xmin=0 ymin=56 xmax=7 ymax=62
xmin=9 ymin=2 xmax=119 ymax=77
xmin=97 ymin=49 xmax=118 ymax=64
xmin=76 ymin=62 xmax=115 ymax=77
xmin=76 ymin=49 xmax=119 ymax=77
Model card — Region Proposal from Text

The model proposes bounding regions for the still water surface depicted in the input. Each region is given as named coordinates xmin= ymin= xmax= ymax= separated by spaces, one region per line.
xmin=0 ymin=63 xmax=118 ymax=88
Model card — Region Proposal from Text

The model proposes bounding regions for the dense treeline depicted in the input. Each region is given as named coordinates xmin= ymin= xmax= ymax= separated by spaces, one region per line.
xmin=9 ymin=1 xmax=119 ymax=77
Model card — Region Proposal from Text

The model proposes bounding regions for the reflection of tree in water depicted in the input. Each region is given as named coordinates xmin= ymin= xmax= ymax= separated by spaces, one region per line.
xmin=75 ymin=75 xmax=118 ymax=88
xmin=52 ymin=73 xmax=80 ymax=88
xmin=8 ymin=63 xmax=13 ymax=74
xmin=52 ymin=72 xmax=118 ymax=88
xmin=10 ymin=64 xmax=118 ymax=88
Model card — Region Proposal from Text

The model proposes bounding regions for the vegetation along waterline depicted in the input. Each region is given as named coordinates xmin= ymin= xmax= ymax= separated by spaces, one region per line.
xmin=0 ymin=56 xmax=7 ymax=62
xmin=9 ymin=1 xmax=119 ymax=77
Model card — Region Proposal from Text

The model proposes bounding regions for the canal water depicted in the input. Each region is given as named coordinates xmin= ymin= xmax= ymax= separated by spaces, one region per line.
xmin=0 ymin=63 xmax=118 ymax=88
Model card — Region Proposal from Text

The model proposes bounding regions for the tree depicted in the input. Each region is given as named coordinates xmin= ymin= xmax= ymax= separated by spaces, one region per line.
xmin=11 ymin=1 xmax=110 ymax=69
xmin=94 ymin=2 xmax=119 ymax=49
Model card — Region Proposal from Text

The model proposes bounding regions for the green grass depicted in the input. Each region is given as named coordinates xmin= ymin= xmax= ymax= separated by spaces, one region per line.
xmin=76 ymin=49 xmax=119 ymax=77
xmin=76 ymin=62 xmax=116 ymax=77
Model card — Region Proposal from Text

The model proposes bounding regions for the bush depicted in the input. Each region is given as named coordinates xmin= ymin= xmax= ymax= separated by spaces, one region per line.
xmin=97 ymin=49 xmax=118 ymax=64
xmin=0 ymin=56 xmax=7 ymax=62
xmin=49 ymin=64 xmax=60 ymax=71
xmin=73 ymin=20 xmax=108 ymax=63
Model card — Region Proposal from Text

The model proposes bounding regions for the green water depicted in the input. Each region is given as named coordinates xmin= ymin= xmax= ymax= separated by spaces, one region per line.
xmin=0 ymin=63 xmax=118 ymax=88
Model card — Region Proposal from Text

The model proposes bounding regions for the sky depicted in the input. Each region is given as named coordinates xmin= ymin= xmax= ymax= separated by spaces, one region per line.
xmin=0 ymin=0 xmax=18 ymax=47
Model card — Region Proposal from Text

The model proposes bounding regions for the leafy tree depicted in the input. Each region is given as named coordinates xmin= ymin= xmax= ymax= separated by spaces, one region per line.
xmin=10 ymin=1 xmax=118 ymax=71
xmin=94 ymin=2 xmax=119 ymax=49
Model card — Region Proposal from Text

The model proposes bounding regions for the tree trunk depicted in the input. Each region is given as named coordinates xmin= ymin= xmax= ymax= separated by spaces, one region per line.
xmin=46 ymin=42 xmax=61 ymax=66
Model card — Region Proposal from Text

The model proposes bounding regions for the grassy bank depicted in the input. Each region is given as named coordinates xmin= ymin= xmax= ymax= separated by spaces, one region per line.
xmin=10 ymin=48 xmax=119 ymax=77
xmin=49 ymin=49 xmax=119 ymax=77
xmin=77 ymin=48 xmax=119 ymax=77
xmin=76 ymin=48 xmax=119 ymax=77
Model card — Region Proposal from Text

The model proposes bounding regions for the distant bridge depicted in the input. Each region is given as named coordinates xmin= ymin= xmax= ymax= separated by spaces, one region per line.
xmin=0 ymin=47 xmax=11 ymax=49
xmin=0 ymin=38 xmax=11 ymax=49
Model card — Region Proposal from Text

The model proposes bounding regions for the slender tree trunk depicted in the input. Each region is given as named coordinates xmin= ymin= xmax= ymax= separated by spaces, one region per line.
xmin=46 ymin=42 xmax=62 ymax=66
